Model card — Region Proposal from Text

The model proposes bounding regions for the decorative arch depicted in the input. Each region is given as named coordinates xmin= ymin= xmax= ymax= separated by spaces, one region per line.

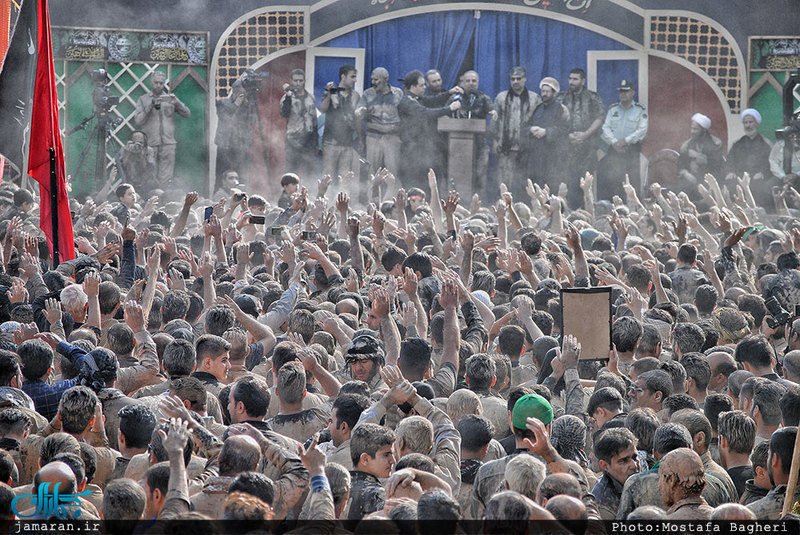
xmin=647 ymin=10 xmax=745 ymax=113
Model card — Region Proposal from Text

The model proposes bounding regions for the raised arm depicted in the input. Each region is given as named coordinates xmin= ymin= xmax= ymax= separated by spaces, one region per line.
xmin=438 ymin=279 xmax=461 ymax=374
xmin=170 ymin=192 xmax=198 ymax=238
xmin=373 ymin=287 xmax=400 ymax=367
xmin=298 ymin=347 xmax=342 ymax=398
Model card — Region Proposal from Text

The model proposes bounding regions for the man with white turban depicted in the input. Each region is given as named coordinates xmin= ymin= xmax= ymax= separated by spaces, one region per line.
xmin=525 ymin=76 xmax=570 ymax=193
xmin=678 ymin=112 xmax=724 ymax=199
xmin=726 ymin=108 xmax=774 ymax=206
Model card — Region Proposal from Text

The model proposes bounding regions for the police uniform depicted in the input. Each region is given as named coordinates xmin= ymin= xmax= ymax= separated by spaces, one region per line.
xmin=599 ymin=81 xmax=648 ymax=201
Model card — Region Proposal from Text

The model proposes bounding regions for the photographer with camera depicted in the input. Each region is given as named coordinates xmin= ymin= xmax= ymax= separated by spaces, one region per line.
xmin=215 ymin=80 xmax=251 ymax=188
xmin=115 ymin=130 xmax=156 ymax=192
xmin=320 ymin=64 xmax=361 ymax=185
xmin=280 ymin=69 xmax=318 ymax=181
xmin=134 ymin=71 xmax=191 ymax=189
xmin=769 ymin=117 xmax=800 ymax=191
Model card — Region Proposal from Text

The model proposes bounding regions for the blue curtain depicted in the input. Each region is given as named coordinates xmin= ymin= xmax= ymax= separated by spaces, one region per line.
xmin=325 ymin=12 xmax=476 ymax=92
xmin=474 ymin=12 xmax=633 ymax=101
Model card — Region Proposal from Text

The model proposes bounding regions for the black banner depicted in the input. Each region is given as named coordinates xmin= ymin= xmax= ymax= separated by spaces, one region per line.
xmin=0 ymin=0 xmax=39 ymax=174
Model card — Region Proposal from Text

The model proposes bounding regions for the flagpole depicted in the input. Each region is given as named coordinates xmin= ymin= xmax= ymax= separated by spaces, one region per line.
xmin=49 ymin=147 xmax=59 ymax=267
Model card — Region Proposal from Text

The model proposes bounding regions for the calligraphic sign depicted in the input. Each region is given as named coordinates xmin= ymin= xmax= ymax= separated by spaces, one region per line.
xmin=11 ymin=482 xmax=93 ymax=519
xmin=310 ymin=0 xmax=643 ymax=47
xmin=749 ymin=37 xmax=800 ymax=72
xmin=52 ymin=28 xmax=209 ymax=65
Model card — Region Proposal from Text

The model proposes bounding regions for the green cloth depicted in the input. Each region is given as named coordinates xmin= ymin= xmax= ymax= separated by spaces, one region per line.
xmin=512 ymin=393 xmax=554 ymax=428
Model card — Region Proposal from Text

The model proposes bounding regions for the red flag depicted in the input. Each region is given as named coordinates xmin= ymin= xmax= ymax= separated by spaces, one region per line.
xmin=27 ymin=0 xmax=74 ymax=262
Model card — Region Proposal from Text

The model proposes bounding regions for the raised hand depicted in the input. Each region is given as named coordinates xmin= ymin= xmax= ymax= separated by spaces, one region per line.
xmin=346 ymin=216 xmax=360 ymax=239
xmin=397 ymin=301 xmax=417 ymax=329
xmin=580 ymin=172 xmax=594 ymax=192
xmin=370 ymin=287 xmax=391 ymax=317
xmin=123 ymin=300 xmax=146 ymax=332
xmin=441 ymin=191 xmax=460 ymax=216
xmin=158 ymin=417 xmax=191 ymax=456
xmin=336 ymin=192 xmax=349 ymax=214
xmin=167 ymin=268 xmax=186 ymax=292
xmin=95 ymin=243 xmax=120 ymax=265
xmin=438 ymin=278 xmax=458 ymax=309
xmin=560 ymin=334 xmax=581 ymax=369
xmin=43 ymin=298 xmax=62 ymax=325
xmin=82 ymin=270 xmax=101 ymax=298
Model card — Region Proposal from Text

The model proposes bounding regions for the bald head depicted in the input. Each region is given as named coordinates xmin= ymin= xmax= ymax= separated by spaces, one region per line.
xmin=545 ymin=495 xmax=587 ymax=521
xmin=711 ymin=503 xmax=756 ymax=520
xmin=536 ymin=472 xmax=581 ymax=505
xmin=707 ymin=351 xmax=737 ymax=393
xmin=35 ymin=461 xmax=77 ymax=496
xmin=335 ymin=299 xmax=359 ymax=317
xmin=219 ymin=435 xmax=262 ymax=477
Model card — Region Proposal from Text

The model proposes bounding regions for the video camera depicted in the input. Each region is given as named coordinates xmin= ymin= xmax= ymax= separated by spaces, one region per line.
xmin=765 ymin=296 xmax=793 ymax=329
xmin=776 ymin=116 xmax=800 ymax=142
xmin=240 ymin=69 xmax=268 ymax=94
xmin=90 ymin=69 xmax=120 ymax=111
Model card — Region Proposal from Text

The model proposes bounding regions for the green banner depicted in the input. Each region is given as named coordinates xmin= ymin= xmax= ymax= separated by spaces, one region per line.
xmin=53 ymin=28 xmax=208 ymax=65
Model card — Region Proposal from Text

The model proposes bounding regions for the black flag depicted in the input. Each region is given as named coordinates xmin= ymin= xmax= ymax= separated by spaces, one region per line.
xmin=0 ymin=0 xmax=38 ymax=176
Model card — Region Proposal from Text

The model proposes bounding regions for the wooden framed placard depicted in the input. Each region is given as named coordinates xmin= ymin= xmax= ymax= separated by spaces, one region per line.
xmin=560 ymin=287 xmax=612 ymax=360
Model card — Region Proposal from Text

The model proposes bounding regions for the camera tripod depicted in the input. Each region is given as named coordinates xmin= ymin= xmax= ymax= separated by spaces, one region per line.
xmin=68 ymin=84 xmax=121 ymax=188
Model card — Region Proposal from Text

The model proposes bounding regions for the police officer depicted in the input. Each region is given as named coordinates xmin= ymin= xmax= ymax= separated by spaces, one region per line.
xmin=598 ymin=79 xmax=648 ymax=201
xmin=559 ymin=68 xmax=604 ymax=209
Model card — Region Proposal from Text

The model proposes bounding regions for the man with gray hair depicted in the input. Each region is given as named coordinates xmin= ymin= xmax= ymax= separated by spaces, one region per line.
xmin=504 ymin=454 xmax=545 ymax=501
xmin=492 ymin=66 xmax=541 ymax=200
xmin=356 ymin=67 xmax=404 ymax=178
xmin=782 ymin=350 xmax=800 ymax=384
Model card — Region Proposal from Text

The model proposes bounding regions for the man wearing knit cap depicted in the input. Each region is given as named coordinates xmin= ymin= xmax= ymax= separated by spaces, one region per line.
xmin=525 ymin=77 xmax=570 ymax=193
xmin=599 ymin=79 xmax=648 ymax=201
xmin=726 ymin=108 xmax=774 ymax=205
xmin=334 ymin=332 xmax=387 ymax=392
xmin=678 ymin=112 xmax=724 ymax=199
xmin=470 ymin=392 xmax=592 ymax=517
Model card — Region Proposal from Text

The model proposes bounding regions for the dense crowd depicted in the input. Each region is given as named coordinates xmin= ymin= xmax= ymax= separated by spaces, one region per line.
xmin=1 ymin=62 xmax=800 ymax=530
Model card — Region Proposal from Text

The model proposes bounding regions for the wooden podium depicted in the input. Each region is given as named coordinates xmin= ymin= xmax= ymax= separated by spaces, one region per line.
xmin=437 ymin=117 xmax=486 ymax=197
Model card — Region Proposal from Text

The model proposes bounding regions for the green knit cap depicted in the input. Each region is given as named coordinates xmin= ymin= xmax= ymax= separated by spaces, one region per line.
xmin=512 ymin=393 xmax=554 ymax=429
